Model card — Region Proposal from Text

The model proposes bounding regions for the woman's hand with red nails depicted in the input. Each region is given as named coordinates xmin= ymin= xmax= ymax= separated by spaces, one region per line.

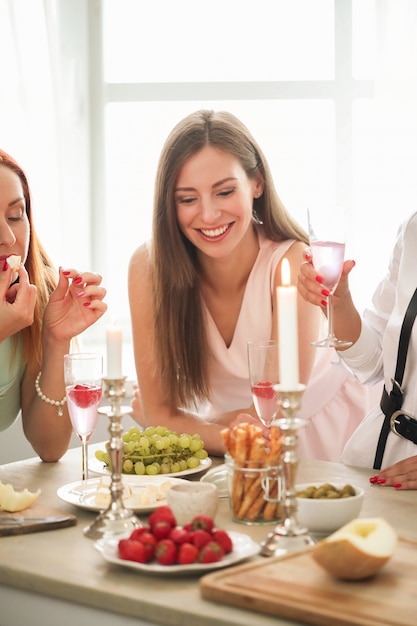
xmin=298 ymin=247 xmax=327 ymax=308
xmin=371 ymin=455 xmax=417 ymax=490
xmin=298 ymin=248 xmax=356 ymax=310
xmin=42 ymin=268 xmax=107 ymax=345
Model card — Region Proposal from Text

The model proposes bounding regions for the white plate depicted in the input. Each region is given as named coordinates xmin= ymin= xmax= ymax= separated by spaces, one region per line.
xmin=57 ymin=476 xmax=186 ymax=513
xmin=200 ymin=464 xmax=228 ymax=498
xmin=95 ymin=531 xmax=260 ymax=575
xmin=88 ymin=455 xmax=212 ymax=479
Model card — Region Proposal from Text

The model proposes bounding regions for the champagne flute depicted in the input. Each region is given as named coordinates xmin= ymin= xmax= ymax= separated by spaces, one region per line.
xmin=247 ymin=340 xmax=280 ymax=429
xmin=308 ymin=207 xmax=352 ymax=348
xmin=64 ymin=353 xmax=103 ymax=481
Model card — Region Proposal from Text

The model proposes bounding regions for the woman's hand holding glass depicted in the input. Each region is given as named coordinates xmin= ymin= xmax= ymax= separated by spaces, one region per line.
xmin=306 ymin=208 xmax=352 ymax=348
xmin=299 ymin=252 xmax=353 ymax=301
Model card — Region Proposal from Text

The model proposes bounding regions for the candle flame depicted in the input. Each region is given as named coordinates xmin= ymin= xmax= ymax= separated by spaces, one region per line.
xmin=281 ymin=258 xmax=291 ymax=286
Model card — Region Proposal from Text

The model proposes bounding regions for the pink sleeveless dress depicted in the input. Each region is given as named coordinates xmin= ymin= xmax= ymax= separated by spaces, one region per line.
xmin=201 ymin=227 xmax=382 ymax=462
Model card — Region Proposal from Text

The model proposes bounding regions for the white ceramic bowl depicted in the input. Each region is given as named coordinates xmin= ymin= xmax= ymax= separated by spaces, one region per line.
xmin=167 ymin=481 xmax=219 ymax=526
xmin=296 ymin=482 xmax=364 ymax=535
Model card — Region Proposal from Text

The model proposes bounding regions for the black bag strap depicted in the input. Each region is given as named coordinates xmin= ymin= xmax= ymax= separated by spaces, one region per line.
xmin=374 ymin=288 xmax=417 ymax=469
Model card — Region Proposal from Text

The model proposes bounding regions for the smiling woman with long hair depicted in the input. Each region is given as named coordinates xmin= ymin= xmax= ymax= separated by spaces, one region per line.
xmin=128 ymin=110 xmax=320 ymax=455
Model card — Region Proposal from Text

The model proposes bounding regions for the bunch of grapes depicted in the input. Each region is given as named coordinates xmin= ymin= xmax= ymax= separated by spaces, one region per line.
xmin=95 ymin=426 xmax=208 ymax=475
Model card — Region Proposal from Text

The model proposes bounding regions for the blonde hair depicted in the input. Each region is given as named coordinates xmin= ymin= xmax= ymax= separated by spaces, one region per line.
xmin=151 ymin=110 xmax=307 ymax=409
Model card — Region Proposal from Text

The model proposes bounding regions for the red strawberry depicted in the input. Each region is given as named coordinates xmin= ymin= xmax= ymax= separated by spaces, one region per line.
xmin=177 ymin=542 xmax=199 ymax=565
xmin=192 ymin=529 xmax=212 ymax=549
xmin=151 ymin=519 xmax=173 ymax=540
xmin=155 ymin=538 xmax=177 ymax=565
xmin=191 ymin=514 xmax=214 ymax=533
xmin=68 ymin=383 xmax=102 ymax=408
xmin=136 ymin=530 xmax=157 ymax=562
xmin=169 ymin=526 xmax=193 ymax=545
xmin=212 ymin=529 xmax=233 ymax=554
xmin=148 ymin=505 xmax=176 ymax=528
xmin=118 ymin=538 xmax=147 ymax=563
xmin=251 ymin=380 xmax=275 ymax=399
xmin=198 ymin=541 xmax=225 ymax=564
xmin=129 ymin=526 xmax=149 ymax=540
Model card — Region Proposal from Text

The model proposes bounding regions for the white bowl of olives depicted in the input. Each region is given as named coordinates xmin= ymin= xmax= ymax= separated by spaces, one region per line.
xmin=296 ymin=482 xmax=364 ymax=535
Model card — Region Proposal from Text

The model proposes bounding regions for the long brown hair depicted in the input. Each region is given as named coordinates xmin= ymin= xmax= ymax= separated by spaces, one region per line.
xmin=0 ymin=150 xmax=57 ymax=371
xmin=151 ymin=110 xmax=307 ymax=409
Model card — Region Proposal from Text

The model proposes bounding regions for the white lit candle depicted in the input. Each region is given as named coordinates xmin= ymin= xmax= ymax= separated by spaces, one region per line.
xmin=277 ymin=258 xmax=299 ymax=389
xmin=106 ymin=321 xmax=123 ymax=378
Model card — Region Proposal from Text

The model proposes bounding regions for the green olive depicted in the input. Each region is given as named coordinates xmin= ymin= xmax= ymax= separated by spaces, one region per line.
xmin=296 ymin=483 xmax=356 ymax=499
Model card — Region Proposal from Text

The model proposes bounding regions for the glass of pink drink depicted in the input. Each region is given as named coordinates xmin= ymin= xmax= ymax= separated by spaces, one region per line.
xmin=64 ymin=353 xmax=103 ymax=480
xmin=247 ymin=340 xmax=280 ymax=429
xmin=308 ymin=207 xmax=352 ymax=348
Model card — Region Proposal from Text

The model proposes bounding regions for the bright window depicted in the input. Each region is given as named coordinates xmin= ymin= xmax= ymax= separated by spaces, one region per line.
xmin=3 ymin=0 xmax=417 ymax=380
xmin=100 ymin=0 xmax=379 ymax=382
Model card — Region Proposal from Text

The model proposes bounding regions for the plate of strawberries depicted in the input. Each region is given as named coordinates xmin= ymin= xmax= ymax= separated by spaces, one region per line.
xmin=95 ymin=506 xmax=260 ymax=574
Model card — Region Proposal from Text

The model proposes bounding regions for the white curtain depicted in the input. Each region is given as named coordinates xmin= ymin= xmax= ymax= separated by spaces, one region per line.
xmin=0 ymin=0 xmax=91 ymax=269
xmin=376 ymin=0 xmax=417 ymax=97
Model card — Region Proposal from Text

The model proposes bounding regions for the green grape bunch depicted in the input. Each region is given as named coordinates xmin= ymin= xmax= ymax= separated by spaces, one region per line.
xmin=95 ymin=426 xmax=209 ymax=476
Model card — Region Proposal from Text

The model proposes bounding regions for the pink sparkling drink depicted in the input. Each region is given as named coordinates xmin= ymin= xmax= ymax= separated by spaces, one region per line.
xmin=251 ymin=381 xmax=279 ymax=427
xmin=66 ymin=383 xmax=102 ymax=441
xmin=309 ymin=240 xmax=345 ymax=293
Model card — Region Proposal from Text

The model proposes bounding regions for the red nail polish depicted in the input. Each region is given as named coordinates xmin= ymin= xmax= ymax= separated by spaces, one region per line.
xmin=321 ymin=289 xmax=330 ymax=297
xmin=83 ymin=301 xmax=91 ymax=307
xmin=376 ymin=478 xmax=386 ymax=484
xmin=63 ymin=270 xmax=71 ymax=276
xmin=73 ymin=276 xmax=83 ymax=284
xmin=393 ymin=483 xmax=402 ymax=489
xmin=315 ymin=275 xmax=324 ymax=284
xmin=3 ymin=260 xmax=8 ymax=271
xmin=369 ymin=476 xmax=378 ymax=484
xmin=320 ymin=300 xmax=327 ymax=308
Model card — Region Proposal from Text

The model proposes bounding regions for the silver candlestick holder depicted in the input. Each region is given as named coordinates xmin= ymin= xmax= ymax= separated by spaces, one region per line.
xmin=260 ymin=383 xmax=315 ymax=557
xmin=84 ymin=376 xmax=142 ymax=540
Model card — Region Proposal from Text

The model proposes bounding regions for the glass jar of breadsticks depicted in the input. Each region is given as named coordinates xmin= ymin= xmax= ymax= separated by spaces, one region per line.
xmin=222 ymin=422 xmax=283 ymax=525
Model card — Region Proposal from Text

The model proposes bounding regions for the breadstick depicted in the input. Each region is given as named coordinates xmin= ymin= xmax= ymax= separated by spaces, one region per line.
xmin=262 ymin=479 xmax=281 ymax=520
xmin=236 ymin=425 xmax=250 ymax=462
xmin=267 ymin=425 xmax=283 ymax=466
xmin=236 ymin=474 xmax=263 ymax=519
xmin=246 ymin=490 xmax=268 ymax=522
xmin=230 ymin=426 xmax=251 ymax=513
xmin=221 ymin=428 xmax=231 ymax=455
xmin=244 ymin=435 xmax=266 ymax=493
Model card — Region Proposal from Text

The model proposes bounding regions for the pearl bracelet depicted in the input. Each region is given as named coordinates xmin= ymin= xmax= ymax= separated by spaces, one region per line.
xmin=35 ymin=372 xmax=67 ymax=416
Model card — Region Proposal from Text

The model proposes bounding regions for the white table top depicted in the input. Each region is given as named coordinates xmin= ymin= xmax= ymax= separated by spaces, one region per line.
xmin=0 ymin=443 xmax=416 ymax=626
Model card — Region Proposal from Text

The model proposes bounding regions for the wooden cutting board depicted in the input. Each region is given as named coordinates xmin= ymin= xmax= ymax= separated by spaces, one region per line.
xmin=0 ymin=503 xmax=77 ymax=536
xmin=200 ymin=537 xmax=417 ymax=626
